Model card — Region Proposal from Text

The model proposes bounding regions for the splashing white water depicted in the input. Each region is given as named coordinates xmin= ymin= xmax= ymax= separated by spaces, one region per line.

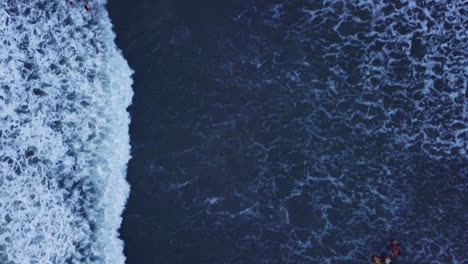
xmin=0 ymin=0 xmax=133 ymax=263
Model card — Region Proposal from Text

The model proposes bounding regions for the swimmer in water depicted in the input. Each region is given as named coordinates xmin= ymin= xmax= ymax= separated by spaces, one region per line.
xmin=383 ymin=255 xmax=392 ymax=264
xmin=371 ymin=255 xmax=382 ymax=264
xmin=390 ymin=240 xmax=400 ymax=256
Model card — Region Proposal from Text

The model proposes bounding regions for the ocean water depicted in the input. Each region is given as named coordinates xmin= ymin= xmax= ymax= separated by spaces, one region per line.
xmin=0 ymin=0 xmax=465 ymax=263
xmin=0 ymin=1 xmax=133 ymax=263
xmin=109 ymin=0 xmax=466 ymax=263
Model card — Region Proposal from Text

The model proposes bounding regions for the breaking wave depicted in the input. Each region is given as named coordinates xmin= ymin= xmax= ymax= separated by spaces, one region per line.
xmin=0 ymin=0 xmax=133 ymax=263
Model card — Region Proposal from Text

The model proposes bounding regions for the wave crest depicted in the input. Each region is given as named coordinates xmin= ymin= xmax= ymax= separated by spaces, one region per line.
xmin=0 ymin=1 xmax=133 ymax=263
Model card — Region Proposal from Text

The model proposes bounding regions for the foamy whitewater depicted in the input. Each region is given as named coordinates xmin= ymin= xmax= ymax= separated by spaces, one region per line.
xmin=0 ymin=1 xmax=133 ymax=263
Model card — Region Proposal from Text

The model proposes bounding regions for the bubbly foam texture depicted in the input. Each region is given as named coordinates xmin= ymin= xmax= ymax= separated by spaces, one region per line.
xmin=0 ymin=1 xmax=133 ymax=263
xmin=213 ymin=0 xmax=466 ymax=263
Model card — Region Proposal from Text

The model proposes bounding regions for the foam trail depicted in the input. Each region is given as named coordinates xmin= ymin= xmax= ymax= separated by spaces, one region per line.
xmin=0 ymin=0 xmax=133 ymax=263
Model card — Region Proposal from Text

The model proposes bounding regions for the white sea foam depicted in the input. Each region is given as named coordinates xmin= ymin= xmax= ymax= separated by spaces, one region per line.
xmin=0 ymin=0 xmax=132 ymax=263
xmin=226 ymin=1 xmax=466 ymax=263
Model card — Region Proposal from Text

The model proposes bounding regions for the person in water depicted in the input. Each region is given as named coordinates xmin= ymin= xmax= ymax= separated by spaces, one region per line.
xmin=390 ymin=240 xmax=400 ymax=256
xmin=84 ymin=4 xmax=93 ymax=11
xmin=371 ymin=255 xmax=382 ymax=264
xmin=372 ymin=254 xmax=392 ymax=264
xmin=383 ymin=255 xmax=393 ymax=264
xmin=67 ymin=0 xmax=93 ymax=12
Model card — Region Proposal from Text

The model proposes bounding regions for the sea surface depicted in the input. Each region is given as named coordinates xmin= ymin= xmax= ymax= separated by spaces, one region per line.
xmin=109 ymin=0 xmax=466 ymax=263
xmin=0 ymin=0 xmax=466 ymax=264
xmin=0 ymin=0 xmax=132 ymax=263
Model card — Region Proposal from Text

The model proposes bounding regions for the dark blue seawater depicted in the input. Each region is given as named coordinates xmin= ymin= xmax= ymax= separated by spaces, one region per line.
xmin=108 ymin=0 xmax=466 ymax=263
